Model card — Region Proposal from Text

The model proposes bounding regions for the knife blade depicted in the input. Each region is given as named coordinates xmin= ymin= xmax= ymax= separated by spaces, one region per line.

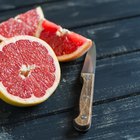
xmin=73 ymin=42 xmax=96 ymax=131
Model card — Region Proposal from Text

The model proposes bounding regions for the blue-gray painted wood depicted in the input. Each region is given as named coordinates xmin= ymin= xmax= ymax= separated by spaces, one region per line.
xmin=1 ymin=51 xmax=140 ymax=126
xmin=0 ymin=0 xmax=140 ymax=140
xmin=0 ymin=0 xmax=140 ymax=28
xmin=1 ymin=96 xmax=140 ymax=140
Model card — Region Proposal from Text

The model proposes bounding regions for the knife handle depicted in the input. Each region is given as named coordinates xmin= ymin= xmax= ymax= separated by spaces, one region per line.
xmin=73 ymin=73 xmax=94 ymax=131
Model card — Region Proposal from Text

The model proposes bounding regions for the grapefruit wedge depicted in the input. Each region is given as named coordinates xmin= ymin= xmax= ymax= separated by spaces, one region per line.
xmin=15 ymin=6 xmax=44 ymax=37
xmin=0 ymin=18 xmax=33 ymax=41
xmin=0 ymin=7 xmax=44 ymax=41
xmin=0 ymin=7 xmax=93 ymax=62
xmin=39 ymin=19 xmax=93 ymax=62
xmin=0 ymin=36 xmax=60 ymax=107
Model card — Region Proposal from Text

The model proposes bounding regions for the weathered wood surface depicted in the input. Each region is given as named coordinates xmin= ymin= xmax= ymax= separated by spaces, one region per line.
xmin=1 ymin=0 xmax=140 ymax=28
xmin=1 ymin=17 xmax=140 ymax=125
xmin=0 ymin=0 xmax=57 ymax=11
xmin=0 ymin=0 xmax=140 ymax=139
xmin=1 ymin=51 xmax=140 ymax=126
xmin=1 ymin=96 xmax=140 ymax=140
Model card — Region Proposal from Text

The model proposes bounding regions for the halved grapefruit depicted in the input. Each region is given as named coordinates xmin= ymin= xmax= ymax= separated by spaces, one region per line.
xmin=39 ymin=19 xmax=93 ymax=62
xmin=0 ymin=36 xmax=60 ymax=106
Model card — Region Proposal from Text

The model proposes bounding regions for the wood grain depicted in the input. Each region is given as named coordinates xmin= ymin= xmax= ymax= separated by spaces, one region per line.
xmin=0 ymin=0 xmax=140 ymax=139
xmin=1 ymin=0 xmax=140 ymax=28
xmin=1 ymin=95 xmax=140 ymax=140
xmin=1 ymin=52 xmax=140 ymax=125
xmin=1 ymin=14 xmax=140 ymax=125
xmin=0 ymin=0 xmax=58 ymax=12
xmin=74 ymin=73 xmax=94 ymax=131
xmin=1 ymin=5 xmax=140 ymax=59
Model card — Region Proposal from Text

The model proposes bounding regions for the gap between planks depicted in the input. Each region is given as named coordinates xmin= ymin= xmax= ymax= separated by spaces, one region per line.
xmin=2 ymin=90 xmax=140 ymax=126
xmin=0 ymin=0 xmax=68 ymax=12
xmin=69 ymin=14 xmax=140 ymax=30
xmin=97 ymin=48 xmax=140 ymax=60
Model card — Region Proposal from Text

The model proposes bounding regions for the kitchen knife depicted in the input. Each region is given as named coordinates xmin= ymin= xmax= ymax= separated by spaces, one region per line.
xmin=73 ymin=42 xmax=96 ymax=131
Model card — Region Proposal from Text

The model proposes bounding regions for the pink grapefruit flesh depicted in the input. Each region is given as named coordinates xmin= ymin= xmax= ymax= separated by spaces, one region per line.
xmin=0 ymin=7 xmax=93 ymax=62
xmin=0 ymin=7 xmax=44 ymax=41
xmin=0 ymin=18 xmax=33 ymax=41
xmin=0 ymin=36 xmax=60 ymax=106
xmin=39 ymin=19 xmax=93 ymax=62
xmin=15 ymin=7 xmax=44 ymax=37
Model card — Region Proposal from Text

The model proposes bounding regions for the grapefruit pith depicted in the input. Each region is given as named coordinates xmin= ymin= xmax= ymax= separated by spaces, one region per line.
xmin=0 ymin=36 xmax=60 ymax=106
xmin=39 ymin=19 xmax=93 ymax=62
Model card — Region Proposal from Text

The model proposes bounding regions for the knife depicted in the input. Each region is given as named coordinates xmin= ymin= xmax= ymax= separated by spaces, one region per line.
xmin=73 ymin=42 xmax=96 ymax=131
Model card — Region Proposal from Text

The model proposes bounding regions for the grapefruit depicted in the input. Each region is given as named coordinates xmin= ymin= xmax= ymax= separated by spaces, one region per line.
xmin=0 ymin=7 xmax=44 ymax=41
xmin=39 ymin=19 xmax=93 ymax=62
xmin=0 ymin=35 xmax=60 ymax=107
xmin=0 ymin=7 xmax=92 ymax=62
xmin=0 ymin=18 xmax=33 ymax=41
xmin=15 ymin=7 xmax=44 ymax=37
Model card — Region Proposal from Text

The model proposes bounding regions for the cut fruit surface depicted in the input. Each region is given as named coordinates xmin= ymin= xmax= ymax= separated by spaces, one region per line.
xmin=0 ymin=7 xmax=44 ymax=41
xmin=15 ymin=7 xmax=44 ymax=37
xmin=0 ymin=36 xmax=60 ymax=106
xmin=0 ymin=18 xmax=33 ymax=41
xmin=39 ymin=19 xmax=93 ymax=62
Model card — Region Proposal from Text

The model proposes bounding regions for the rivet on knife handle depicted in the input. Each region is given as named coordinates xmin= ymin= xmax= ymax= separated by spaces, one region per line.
xmin=74 ymin=73 xmax=94 ymax=131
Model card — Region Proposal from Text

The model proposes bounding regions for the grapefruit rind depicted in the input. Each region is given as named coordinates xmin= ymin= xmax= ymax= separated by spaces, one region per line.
xmin=0 ymin=36 xmax=61 ymax=107
xmin=35 ymin=19 xmax=44 ymax=38
xmin=34 ymin=7 xmax=45 ymax=37
xmin=40 ymin=20 xmax=93 ymax=62
xmin=36 ymin=6 xmax=44 ymax=20
xmin=57 ymin=39 xmax=93 ymax=62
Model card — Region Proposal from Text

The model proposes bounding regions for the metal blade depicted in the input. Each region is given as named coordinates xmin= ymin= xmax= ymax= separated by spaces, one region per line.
xmin=81 ymin=43 xmax=96 ymax=74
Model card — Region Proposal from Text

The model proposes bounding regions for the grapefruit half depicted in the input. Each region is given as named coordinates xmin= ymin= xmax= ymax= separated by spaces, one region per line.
xmin=0 ymin=36 xmax=60 ymax=106
xmin=39 ymin=19 xmax=93 ymax=62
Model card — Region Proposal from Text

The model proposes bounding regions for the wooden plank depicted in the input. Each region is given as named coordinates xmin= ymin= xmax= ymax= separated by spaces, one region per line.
xmin=0 ymin=0 xmax=45 ymax=11
xmin=0 ymin=8 xmax=140 ymax=58
xmin=1 ymin=0 xmax=140 ymax=127
xmin=0 ymin=8 xmax=139 ymax=59
xmin=0 ymin=0 xmax=58 ymax=11
xmin=1 ymin=95 xmax=140 ymax=140
xmin=1 ymin=14 xmax=140 ymax=125
xmin=1 ymin=51 xmax=140 ymax=125
xmin=74 ymin=16 xmax=140 ymax=59
xmin=37 ymin=0 xmax=140 ymax=28
xmin=1 ymin=0 xmax=140 ymax=28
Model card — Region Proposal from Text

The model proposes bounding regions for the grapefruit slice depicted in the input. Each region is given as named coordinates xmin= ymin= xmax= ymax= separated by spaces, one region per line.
xmin=0 ymin=7 xmax=44 ymax=41
xmin=39 ymin=19 xmax=93 ymax=62
xmin=15 ymin=7 xmax=44 ymax=37
xmin=0 ymin=35 xmax=60 ymax=107
xmin=0 ymin=18 xmax=33 ymax=41
xmin=0 ymin=7 xmax=92 ymax=62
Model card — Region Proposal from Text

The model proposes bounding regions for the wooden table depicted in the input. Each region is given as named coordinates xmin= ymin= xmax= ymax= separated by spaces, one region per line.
xmin=0 ymin=0 xmax=140 ymax=139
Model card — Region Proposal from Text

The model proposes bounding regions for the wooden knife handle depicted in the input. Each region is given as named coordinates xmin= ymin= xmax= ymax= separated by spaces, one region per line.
xmin=73 ymin=73 xmax=94 ymax=131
